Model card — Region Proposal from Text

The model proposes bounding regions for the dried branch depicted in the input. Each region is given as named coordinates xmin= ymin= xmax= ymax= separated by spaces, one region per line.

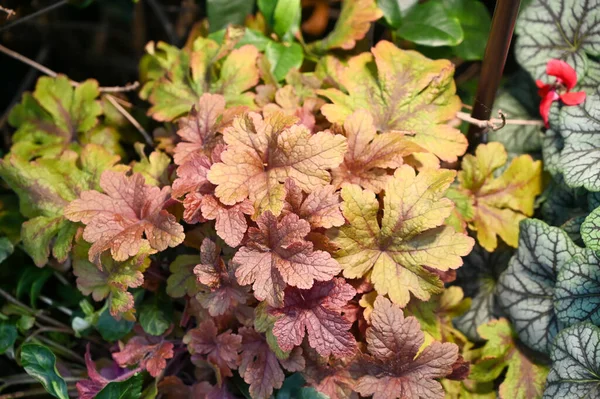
xmin=0 ymin=0 xmax=68 ymax=32
xmin=456 ymin=110 xmax=544 ymax=131
xmin=105 ymin=94 xmax=153 ymax=145
xmin=0 ymin=6 xmax=15 ymax=19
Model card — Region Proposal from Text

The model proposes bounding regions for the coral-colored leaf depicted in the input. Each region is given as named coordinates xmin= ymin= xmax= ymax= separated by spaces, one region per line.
xmin=309 ymin=0 xmax=382 ymax=52
xmin=455 ymin=142 xmax=542 ymax=251
xmin=318 ymin=41 xmax=466 ymax=162
xmin=238 ymin=327 xmax=305 ymax=399
xmin=328 ymin=165 xmax=474 ymax=306
xmin=172 ymin=152 xmax=213 ymax=198
xmin=354 ymin=296 xmax=460 ymax=399
xmin=64 ymin=171 xmax=185 ymax=264
xmin=269 ymin=278 xmax=357 ymax=357
xmin=207 ymin=112 xmax=347 ymax=215
xmin=173 ymin=93 xmax=243 ymax=165
xmin=283 ymin=179 xmax=344 ymax=229
xmin=200 ymin=195 xmax=253 ymax=247
xmin=233 ymin=211 xmax=341 ymax=307
xmin=330 ymin=110 xmax=424 ymax=192
xmin=194 ymin=238 xmax=249 ymax=316
xmin=302 ymin=347 xmax=357 ymax=399
xmin=112 ymin=336 xmax=174 ymax=377
xmin=183 ymin=319 xmax=241 ymax=379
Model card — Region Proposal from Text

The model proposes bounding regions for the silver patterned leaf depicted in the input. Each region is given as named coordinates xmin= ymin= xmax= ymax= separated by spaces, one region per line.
xmin=543 ymin=322 xmax=600 ymax=398
xmin=515 ymin=0 xmax=600 ymax=82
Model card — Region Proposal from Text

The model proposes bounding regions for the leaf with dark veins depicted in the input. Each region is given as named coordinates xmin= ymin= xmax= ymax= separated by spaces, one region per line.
xmin=496 ymin=219 xmax=579 ymax=354
xmin=282 ymin=179 xmax=344 ymax=229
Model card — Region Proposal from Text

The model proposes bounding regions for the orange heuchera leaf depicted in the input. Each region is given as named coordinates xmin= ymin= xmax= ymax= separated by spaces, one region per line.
xmin=354 ymin=296 xmax=460 ymax=399
xmin=194 ymin=238 xmax=249 ymax=316
xmin=260 ymin=83 xmax=325 ymax=132
xmin=302 ymin=348 xmax=356 ymax=399
xmin=207 ymin=112 xmax=347 ymax=216
xmin=328 ymin=165 xmax=474 ymax=307
xmin=64 ymin=171 xmax=185 ymax=263
xmin=309 ymin=0 xmax=383 ymax=52
xmin=269 ymin=277 xmax=357 ymax=357
xmin=183 ymin=319 xmax=241 ymax=379
xmin=318 ymin=41 xmax=467 ymax=162
xmin=239 ymin=327 xmax=305 ymax=399
xmin=172 ymin=152 xmax=213 ymax=198
xmin=198 ymin=195 xmax=253 ymax=247
xmin=233 ymin=211 xmax=341 ymax=307
xmin=282 ymin=179 xmax=344 ymax=229
xmin=112 ymin=336 xmax=174 ymax=377
xmin=455 ymin=142 xmax=542 ymax=251
xmin=330 ymin=110 xmax=424 ymax=193
xmin=173 ymin=93 xmax=243 ymax=165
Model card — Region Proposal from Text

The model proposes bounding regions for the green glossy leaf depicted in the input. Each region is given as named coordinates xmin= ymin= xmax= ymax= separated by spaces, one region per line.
xmin=516 ymin=0 xmax=600 ymax=81
xmin=17 ymin=265 xmax=53 ymax=308
xmin=497 ymin=219 xmax=578 ymax=354
xmin=96 ymin=373 xmax=144 ymax=399
xmin=273 ymin=0 xmax=301 ymax=41
xmin=450 ymin=0 xmax=491 ymax=60
xmin=377 ymin=0 xmax=417 ymax=28
xmin=265 ymin=42 xmax=304 ymax=82
xmin=139 ymin=291 xmax=173 ymax=336
xmin=0 ymin=321 xmax=17 ymax=354
xmin=95 ymin=308 xmax=134 ymax=342
xmin=0 ymin=237 xmax=13 ymax=264
xmin=397 ymin=1 xmax=463 ymax=47
xmin=21 ymin=344 xmax=69 ymax=399
xmin=544 ymin=322 xmax=600 ymax=398
xmin=207 ymin=0 xmax=255 ymax=32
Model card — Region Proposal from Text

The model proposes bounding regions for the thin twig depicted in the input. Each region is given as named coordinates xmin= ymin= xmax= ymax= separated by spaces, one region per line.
xmin=0 ymin=44 xmax=58 ymax=78
xmin=456 ymin=110 xmax=544 ymax=131
xmin=0 ymin=6 xmax=15 ymax=19
xmin=0 ymin=0 xmax=68 ymax=32
xmin=105 ymin=94 xmax=152 ymax=145
xmin=38 ymin=296 xmax=73 ymax=317
xmin=146 ymin=0 xmax=178 ymax=44
xmin=0 ymin=288 xmax=69 ymax=330
xmin=99 ymin=81 xmax=140 ymax=93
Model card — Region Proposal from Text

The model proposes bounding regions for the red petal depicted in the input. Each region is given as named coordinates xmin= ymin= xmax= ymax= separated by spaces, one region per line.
xmin=547 ymin=59 xmax=578 ymax=90
xmin=560 ymin=91 xmax=586 ymax=106
xmin=536 ymin=82 xmax=552 ymax=98
xmin=539 ymin=92 xmax=556 ymax=128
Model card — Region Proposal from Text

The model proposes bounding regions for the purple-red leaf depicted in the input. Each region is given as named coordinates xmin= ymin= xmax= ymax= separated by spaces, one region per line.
xmin=269 ymin=278 xmax=357 ymax=357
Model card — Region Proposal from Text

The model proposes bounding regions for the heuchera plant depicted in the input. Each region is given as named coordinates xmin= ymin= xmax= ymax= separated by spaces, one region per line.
xmin=3 ymin=0 xmax=600 ymax=398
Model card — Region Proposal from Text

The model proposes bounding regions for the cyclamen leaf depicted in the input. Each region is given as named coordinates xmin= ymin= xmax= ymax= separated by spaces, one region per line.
xmin=497 ymin=219 xmax=578 ymax=354
xmin=543 ymin=322 xmax=600 ymax=398
xmin=72 ymin=241 xmax=151 ymax=320
xmin=194 ymin=238 xmax=249 ymax=316
xmin=471 ymin=319 xmax=548 ymax=399
xmin=141 ymin=34 xmax=259 ymax=121
xmin=112 ymin=336 xmax=174 ymax=377
xmin=8 ymin=75 xmax=102 ymax=159
xmin=282 ymin=179 xmax=344 ymax=229
xmin=238 ymin=327 xmax=305 ymax=399
xmin=557 ymin=87 xmax=600 ymax=190
xmin=453 ymin=242 xmax=512 ymax=342
xmin=354 ymin=296 xmax=460 ymax=399
xmin=207 ymin=112 xmax=347 ymax=215
xmin=183 ymin=319 xmax=241 ymax=379
xmin=64 ymin=171 xmax=185 ymax=264
xmin=309 ymin=0 xmax=382 ymax=53
xmin=554 ymin=250 xmax=600 ymax=327
xmin=515 ymin=0 xmax=600 ymax=81
xmin=318 ymin=40 xmax=467 ymax=162
xmin=330 ymin=110 xmax=424 ymax=193
xmin=328 ymin=165 xmax=474 ymax=307
xmin=0 ymin=145 xmax=122 ymax=266
xmin=269 ymin=278 xmax=357 ymax=357
xmin=173 ymin=93 xmax=243 ymax=165
xmin=233 ymin=211 xmax=341 ymax=307
xmin=456 ymin=142 xmax=542 ymax=251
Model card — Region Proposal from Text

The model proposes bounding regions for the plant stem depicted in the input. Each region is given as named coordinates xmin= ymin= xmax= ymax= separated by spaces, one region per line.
xmin=105 ymin=94 xmax=153 ymax=145
xmin=0 ymin=0 xmax=68 ymax=32
xmin=467 ymin=0 xmax=522 ymax=152
xmin=0 ymin=289 xmax=69 ymax=330
xmin=456 ymin=111 xmax=543 ymax=130
xmin=0 ymin=6 xmax=15 ymax=19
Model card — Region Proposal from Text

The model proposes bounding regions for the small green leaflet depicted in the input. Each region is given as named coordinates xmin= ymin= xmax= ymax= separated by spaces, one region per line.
xmin=21 ymin=344 xmax=69 ymax=399
xmin=515 ymin=0 xmax=600 ymax=81
xmin=544 ymin=322 xmax=600 ymax=398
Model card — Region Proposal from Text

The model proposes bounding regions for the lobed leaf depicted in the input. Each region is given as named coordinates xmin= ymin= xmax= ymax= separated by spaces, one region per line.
xmin=113 ymin=336 xmax=174 ymax=377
